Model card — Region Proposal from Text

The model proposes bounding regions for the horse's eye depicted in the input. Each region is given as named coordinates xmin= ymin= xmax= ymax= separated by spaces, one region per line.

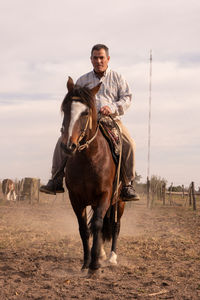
xmin=81 ymin=111 xmax=88 ymax=117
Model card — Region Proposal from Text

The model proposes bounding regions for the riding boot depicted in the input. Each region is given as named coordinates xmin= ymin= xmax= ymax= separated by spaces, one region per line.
xmin=120 ymin=162 xmax=140 ymax=202
xmin=40 ymin=171 xmax=65 ymax=195
xmin=40 ymin=157 xmax=68 ymax=195
xmin=121 ymin=181 xmax=140 ymax=202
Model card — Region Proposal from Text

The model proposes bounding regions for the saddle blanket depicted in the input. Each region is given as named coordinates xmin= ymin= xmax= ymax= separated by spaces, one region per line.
xmin=99 ymin=116 xmax=121 ymax=158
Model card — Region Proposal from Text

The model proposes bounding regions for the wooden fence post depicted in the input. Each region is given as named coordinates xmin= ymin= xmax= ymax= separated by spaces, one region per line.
xmin=188 ymin=183 xmax=192 ymax=206
xmin=169 ymin=183 xmax=173 ymax=205
xmin=147 ymin=177 xmax=150 ymax=208
xmin=157 ymin=182 xmax=161 ymax=201
xmin=37 ymin=179 xmax=40 ymax=203
xmin=191 ymin=181 xmax=196 ymax=211
xmin=162 ymin=183 xmax=166 ymax=205
xmin=182 ymin=185 xmax=185 ymax=201
xmin=29 ymin=182 xmax=33 ymax=204
xmin=151 ymin=182 xmax=156 ymax=209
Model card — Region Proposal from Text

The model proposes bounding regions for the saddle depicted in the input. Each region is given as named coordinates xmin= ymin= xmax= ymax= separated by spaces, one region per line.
xmin=99 ymin=115 xmax=121 ymax=165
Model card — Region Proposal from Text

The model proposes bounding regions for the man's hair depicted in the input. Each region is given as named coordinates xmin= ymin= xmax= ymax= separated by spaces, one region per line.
xmin=91 ymin=44 xmax=109 ymax=57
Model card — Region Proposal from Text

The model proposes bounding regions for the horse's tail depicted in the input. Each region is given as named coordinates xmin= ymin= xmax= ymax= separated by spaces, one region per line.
xmin=102 ymin=205 xmax=116 ymax=241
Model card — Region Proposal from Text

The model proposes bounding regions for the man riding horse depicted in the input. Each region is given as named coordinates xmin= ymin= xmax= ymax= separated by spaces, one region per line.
xmin=40 ymin=44 xmax=139 ymax=201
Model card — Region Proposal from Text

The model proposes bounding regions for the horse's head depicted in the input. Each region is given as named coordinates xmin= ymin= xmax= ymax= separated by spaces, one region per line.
xmin=60 ymin=77 xmax=101 ymax=155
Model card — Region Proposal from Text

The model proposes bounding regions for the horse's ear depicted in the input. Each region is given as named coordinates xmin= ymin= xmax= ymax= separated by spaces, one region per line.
xmin=90 ymin=83 xmax=101 ymax=96
xmin=66 ymin=76 xmax=74 ymax=92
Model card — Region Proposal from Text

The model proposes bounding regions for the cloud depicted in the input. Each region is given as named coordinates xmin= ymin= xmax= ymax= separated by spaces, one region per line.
xmin=0 ymin=99 xmax=62 ymax=180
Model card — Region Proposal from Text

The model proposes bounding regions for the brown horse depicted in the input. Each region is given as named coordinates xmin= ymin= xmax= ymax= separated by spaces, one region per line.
xmin=61 ymin=77 xmax=125 ymax=275
xmin=2 ymin=179 xmax=17 ymax=201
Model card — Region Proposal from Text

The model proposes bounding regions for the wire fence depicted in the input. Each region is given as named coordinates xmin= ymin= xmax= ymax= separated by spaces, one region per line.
xmin=146 ymin=178 xmax=200 ymax=210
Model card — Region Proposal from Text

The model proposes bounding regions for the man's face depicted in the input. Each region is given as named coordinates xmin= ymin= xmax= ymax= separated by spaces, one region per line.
xmin=91 ymin=49 xmax=110 ymax=74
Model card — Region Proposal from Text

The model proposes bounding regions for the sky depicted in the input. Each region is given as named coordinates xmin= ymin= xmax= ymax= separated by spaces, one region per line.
xmin=0 ymin=0 xmax=200 ymax=187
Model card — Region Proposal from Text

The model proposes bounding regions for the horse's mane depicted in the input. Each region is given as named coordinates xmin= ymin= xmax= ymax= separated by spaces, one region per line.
xmin=61 ymin=85 xmax=95 ymax=112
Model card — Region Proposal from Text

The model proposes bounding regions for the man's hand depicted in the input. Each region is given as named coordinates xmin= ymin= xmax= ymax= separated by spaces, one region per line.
xmin=100 ymin=106 xmax=112 ymax=115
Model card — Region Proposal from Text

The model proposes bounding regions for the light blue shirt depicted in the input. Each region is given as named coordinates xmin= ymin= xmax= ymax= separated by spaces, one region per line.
xmin=76 ymin=68 xmax=132 ymax=118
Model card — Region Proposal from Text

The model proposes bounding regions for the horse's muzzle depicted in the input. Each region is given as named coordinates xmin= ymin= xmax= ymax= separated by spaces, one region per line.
xmin=60 ymin=141 xmax=76 ymax=156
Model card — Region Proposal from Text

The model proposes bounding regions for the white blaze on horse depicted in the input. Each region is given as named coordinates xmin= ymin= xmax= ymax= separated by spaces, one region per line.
xmin=2 ymin=179 xmax=17 ymax=201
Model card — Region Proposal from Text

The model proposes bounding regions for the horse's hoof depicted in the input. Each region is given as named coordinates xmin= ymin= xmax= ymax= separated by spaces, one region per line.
xmin=99 ymin=249 xmax=107 ymax=261
xmin=80 ymin=268 xmax=88 ymax=277
xmin=108 ymin=251 xmax=118 ymax=265
xmin=81 ymin=264 xmax=89 ymax=270
xmin=87 ymin=268 xmax=101 ymax=278
xmin=81 ymin=266 xmax=88 ymax=273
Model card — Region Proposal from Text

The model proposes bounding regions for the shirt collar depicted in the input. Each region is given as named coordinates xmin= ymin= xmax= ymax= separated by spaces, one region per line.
xmin=93 ymin=67 xmax=110 ymax=79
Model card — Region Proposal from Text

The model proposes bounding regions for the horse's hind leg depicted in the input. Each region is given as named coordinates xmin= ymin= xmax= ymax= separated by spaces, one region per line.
xmin=109 ymin=201 xmax=125 ymax=265
xmin=108 ymin=221 xmax=120 ymax=265
xmin=99 ymin=244 xmax=107 ymax=261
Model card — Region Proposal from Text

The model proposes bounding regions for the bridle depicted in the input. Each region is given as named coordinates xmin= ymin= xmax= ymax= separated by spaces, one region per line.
xmin=68 ymin=96 xmax=99 ymax=152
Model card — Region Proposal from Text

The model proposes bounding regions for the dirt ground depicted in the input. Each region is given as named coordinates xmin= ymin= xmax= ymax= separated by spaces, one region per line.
xmin=0 ymin=195 xmax=200 ymax=300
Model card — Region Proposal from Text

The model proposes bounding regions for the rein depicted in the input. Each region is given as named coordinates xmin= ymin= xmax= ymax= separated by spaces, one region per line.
xmin=77 ymin=123 xmax=99 ymax=152
xmin=71 ymin=96 xmax=99 ymax=152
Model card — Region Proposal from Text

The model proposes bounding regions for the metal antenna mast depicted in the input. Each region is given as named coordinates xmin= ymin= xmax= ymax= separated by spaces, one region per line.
xmin=147 ymin=50 xmax=152 ymax=180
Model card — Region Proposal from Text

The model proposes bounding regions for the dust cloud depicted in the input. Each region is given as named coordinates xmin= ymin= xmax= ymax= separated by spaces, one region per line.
xmin=0 ymin=192 xmax=153 ymax=249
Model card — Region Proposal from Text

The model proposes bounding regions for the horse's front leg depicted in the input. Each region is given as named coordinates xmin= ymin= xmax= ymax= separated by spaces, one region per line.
xmin=89 ymin=201 xmax=109 ymax=272
xmin=89 ymin=214 xmax=103 ymax=271
xmin=73 ymin=206 xmax=91 ymax=270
